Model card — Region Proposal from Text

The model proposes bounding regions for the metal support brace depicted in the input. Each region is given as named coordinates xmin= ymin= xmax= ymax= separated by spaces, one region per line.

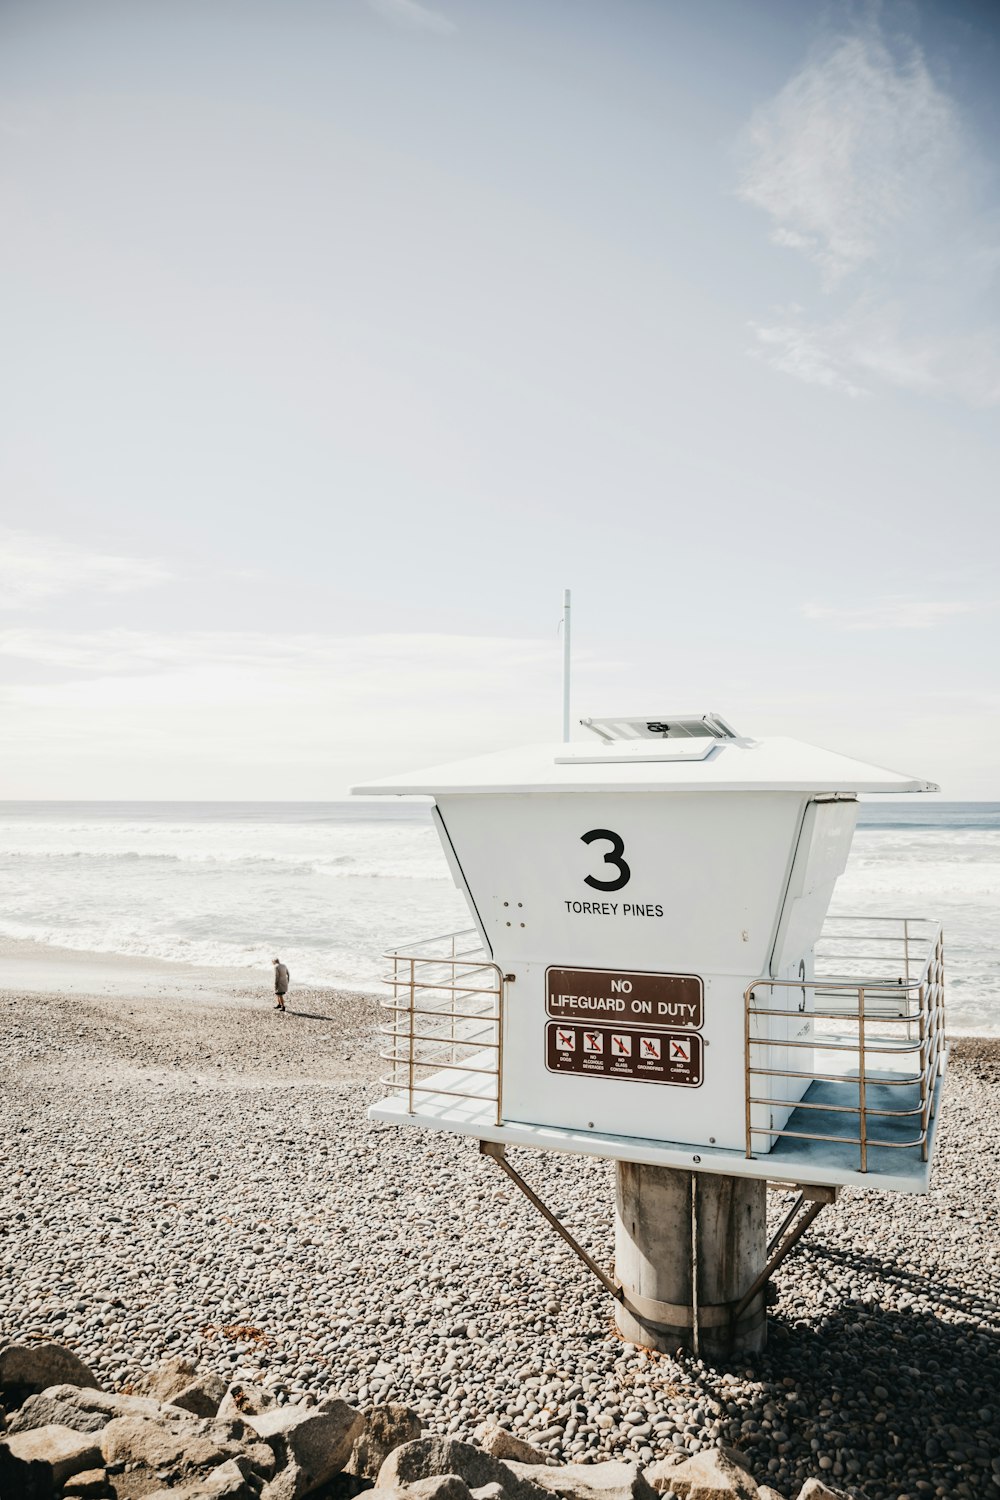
xmin=731 ymin=1184 xmax=837 ymax=1324
xmin=479 ymin=1140 xmax=623 ymax=1302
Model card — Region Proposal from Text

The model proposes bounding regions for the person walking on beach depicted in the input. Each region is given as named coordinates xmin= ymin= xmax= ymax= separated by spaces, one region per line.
xmin=272 ymin=957 xmax=290 ymax=1011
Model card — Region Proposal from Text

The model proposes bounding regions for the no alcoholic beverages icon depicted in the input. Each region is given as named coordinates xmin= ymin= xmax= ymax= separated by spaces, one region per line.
xmin=583 ymin=1032 xmax=604 ymax=1054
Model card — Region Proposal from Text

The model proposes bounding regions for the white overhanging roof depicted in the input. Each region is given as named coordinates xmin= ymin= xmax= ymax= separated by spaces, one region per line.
xmin=353 ymin=736 xmax=939 ymax=797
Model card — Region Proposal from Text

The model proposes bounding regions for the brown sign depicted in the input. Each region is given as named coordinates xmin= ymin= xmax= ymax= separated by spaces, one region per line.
xmin=546 ymin=966 xmax=703 ymax=1030
xmin=545 ymin=1022 xmax=703 ymax=1088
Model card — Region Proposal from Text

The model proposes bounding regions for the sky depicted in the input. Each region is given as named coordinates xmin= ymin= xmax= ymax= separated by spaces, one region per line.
xmin=1 ymin=0 xmax=998 ymax=799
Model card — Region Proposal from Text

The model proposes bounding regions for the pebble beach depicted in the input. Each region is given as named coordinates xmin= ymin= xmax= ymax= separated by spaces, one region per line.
xmin=2 ymin=974 xmax=999 ymax=1500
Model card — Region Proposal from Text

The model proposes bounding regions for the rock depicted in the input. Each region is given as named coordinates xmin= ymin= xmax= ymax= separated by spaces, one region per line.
xmin=377 ymin=1439 xmax=547 ymax=1500
xmin=470 ymin=1486 xmax=508 ymax=1500
xmin=474 ymin=1421 xmax=554 ymax=1466
xmin=348 ymin=1403 xmax=423 ymax=1479
xmin=378 ymin=1481 xmax=475 ymax=1500
xmin=169 ymin=1372 xmax=229 ymax=1419
xmin=504 ymin=1460 xmax=658 ymax=1500
xmin=147 ymin=1457 xmax=261 ymax=1498
xmin=8 ymin=1384 xmax=195 ymax=1435
xmin=7 ymin=1393 xmax=109 ymax=1436
xmin=142 ymin=1463 xmax=255 ymax=1498
xmin=757 ymin=1490 xmax=784 ymax=1500
xmin=796 ymin=1484 xmax=851 ymax=1500
xmin=249 ymin=1396 xmax=364 ymax=1499
xmin=218 ymin=1381 xmax=278 ymax=1421
xmin=136 ymin=1354 xmax=202 ymax=1402
xmin=0 ymin=1342 xmax=100 ymax=1397
xmin=98 ymin=1416 xmax=236 ymax=1476
xmin=3 ymin=1424 xmax=103 ymax=1485
xmin=62 ymin=1470 xmax=112 ymax=1498
xmin=716 ymin=1450 xmax=752 ymax=1477
xmin=0 ymin=1439 xmax=55 ymax=1499
xmin=644 ymin=1450 xmax=759 ymax=1500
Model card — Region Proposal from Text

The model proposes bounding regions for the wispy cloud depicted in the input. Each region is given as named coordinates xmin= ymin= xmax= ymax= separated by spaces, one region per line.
xmin=738 ymin=21 xmax=1000 ymax=406
xmin=803 ymin=597 xmax=995 ymax=631
xmin=750 ymin=301 xmax=1000 ymax=405
xmin=365 ymin=0 xmax=455 ymax=37
xmin=0 ymin=531 xmax=171 ymax=610
xmin=739 ymin=32 xmax=960 ymax=287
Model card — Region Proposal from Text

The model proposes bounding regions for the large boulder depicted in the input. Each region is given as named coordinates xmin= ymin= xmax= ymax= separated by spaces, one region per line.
xmin=0 ymin=1438 xmax=54 ymax=1499
xmin=62 ymin=1472 xmax=112 ymax=1499
xmin=377 ymin=1481 xmax=474 ymax=1500
xmin=99 ymin=1414 xmax=232 ymax=1475
xmin=218 ymin=1381 xmax=278 ymax=1422
xmin=797 ymin=1483 xmax=851 ymax=1500
xmin=348 ymin=1403 xmax=423 ymax=1479
xmin=644 ymin=1450 xmax=760 ymax=1500
xmin=0 ymin=1342 xmax=100 ymax=1397
xmin=7 ymin=1394 xmax=109 ymax=1436
xmin=3 ymin=1424 xmax=102 ymax=1486
xmin=505 ymin=1460 xmax=658 ymax=1500
xmin=135 ymin=1354 xmax=229 ymax=1414
xmin=8 ymin=1385 xmax=203 ymax=1435
xmin=147 ymin=1458 xmax=261 ymax=1498
xmin=136 ymin=1355 xmax=201 ymax=1402
xmin=474 ymin=1421 xmax=555 ymax=1466
xmin=248 ymin=1396 xmax=364 ymax=1499
xmin=99 ymin=1410 xmax=273 ymax=1486
xmin=377 ymin=1439 xmax=548 ymax=1500
xmin=169 ymin=1373 xmax=229 ymax=1419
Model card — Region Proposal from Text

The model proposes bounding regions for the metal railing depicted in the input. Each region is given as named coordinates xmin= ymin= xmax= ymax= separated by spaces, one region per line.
xmin=814 ymin=914 xmax=943 ymax=1014
xmin=379 ymin=929 xmax=504 ymax=1126
xmin=745 ymin=917 xmax=945 ymax=1172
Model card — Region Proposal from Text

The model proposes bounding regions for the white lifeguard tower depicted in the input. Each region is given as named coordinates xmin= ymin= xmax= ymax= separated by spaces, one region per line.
xmin=354 ymin=713 xmax=945 ymax=1356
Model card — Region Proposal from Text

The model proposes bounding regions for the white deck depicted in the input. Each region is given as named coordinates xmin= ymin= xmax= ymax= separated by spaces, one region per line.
xmin=369 ymin=1041 xmax=946 ymax=1194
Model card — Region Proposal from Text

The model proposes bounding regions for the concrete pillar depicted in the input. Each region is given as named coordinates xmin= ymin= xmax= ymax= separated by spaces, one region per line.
xmin=614 ymin=1163 xmax=767 ymax=1358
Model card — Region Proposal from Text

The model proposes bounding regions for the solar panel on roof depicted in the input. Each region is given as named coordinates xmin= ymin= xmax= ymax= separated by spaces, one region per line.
xmin=580 ymin=713 xmax=738 ymax=743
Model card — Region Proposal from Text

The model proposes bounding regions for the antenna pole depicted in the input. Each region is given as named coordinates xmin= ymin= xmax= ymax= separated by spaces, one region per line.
xmin=561 ymin=588 xmax=572 ymax=743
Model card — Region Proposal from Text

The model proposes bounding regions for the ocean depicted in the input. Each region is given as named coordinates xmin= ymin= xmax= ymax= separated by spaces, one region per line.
xmin=0 ymin=801 xmax=996 ymax=1033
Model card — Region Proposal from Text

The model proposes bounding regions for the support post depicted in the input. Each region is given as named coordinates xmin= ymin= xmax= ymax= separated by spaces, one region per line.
xmin=614 ymin=1163 xmax=767 ymax=1357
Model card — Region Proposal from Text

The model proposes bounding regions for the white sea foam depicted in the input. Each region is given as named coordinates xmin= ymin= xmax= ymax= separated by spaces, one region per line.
xmin=0 ymin=802 xmax=996 ymax=1030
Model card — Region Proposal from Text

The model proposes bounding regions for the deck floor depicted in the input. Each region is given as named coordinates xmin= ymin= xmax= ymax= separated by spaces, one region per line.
xmin=369 ymin=1040 xmax=944 ymax=1193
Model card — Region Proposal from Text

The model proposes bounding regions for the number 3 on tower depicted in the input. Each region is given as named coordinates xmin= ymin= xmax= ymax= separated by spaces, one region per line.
xmin=581 ymin=828 xmax=631 ymax=892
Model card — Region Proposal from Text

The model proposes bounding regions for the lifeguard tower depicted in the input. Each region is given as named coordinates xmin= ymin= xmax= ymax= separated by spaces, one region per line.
xmin=354 ymin=714 xmax=945 ymax=1356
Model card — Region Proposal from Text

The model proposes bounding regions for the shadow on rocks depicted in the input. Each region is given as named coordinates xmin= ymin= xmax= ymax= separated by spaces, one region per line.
xmin=720 ymin=1300 xmax=999 ymax=1496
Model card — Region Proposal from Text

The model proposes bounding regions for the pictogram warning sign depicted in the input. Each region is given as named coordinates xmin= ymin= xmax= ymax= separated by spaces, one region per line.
xmin=545 ymin=1023 xmax=702 ymax=1087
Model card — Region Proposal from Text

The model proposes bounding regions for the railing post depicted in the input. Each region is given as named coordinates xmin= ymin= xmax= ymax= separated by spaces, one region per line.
xmin=496 ymin=968 xmax=504 ymax=1127
xmin=918 ymin=979 xmax=928 ymax=1157
xmin=858 ymin=986 xmax=867 ymax=1173
xmin=408 ymin=957 xmax=416 ymax=1115
xmin=744 ymin=986 xmax=754 ymax=1158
